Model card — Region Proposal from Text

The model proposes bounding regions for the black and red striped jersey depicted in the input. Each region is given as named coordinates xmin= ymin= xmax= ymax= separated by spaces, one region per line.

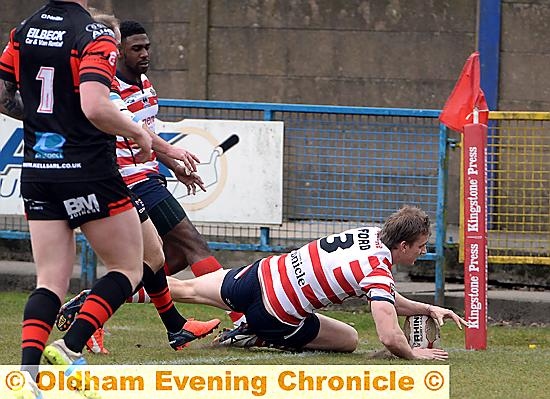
xmin=0 ymin=1 xmax=119 ymax=182
xmin=257 ymin=227 xmax=396 ymax=326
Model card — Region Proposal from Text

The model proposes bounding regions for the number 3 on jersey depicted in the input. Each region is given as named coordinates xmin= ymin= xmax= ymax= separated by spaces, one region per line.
xmin=320 ymin=233 xmax=354 ymax=253
xmin=36 ymin=66 xmax=55 ymax=113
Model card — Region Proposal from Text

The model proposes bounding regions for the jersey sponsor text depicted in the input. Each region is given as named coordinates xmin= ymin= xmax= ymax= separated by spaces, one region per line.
xmin=25 ymin=28 xmax=66 ymax=47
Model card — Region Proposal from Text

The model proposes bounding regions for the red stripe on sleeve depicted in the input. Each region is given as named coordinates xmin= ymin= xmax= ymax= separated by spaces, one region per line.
xmin=70 ymin=54 xmax=80 ymax=90
xmin=79 ymin=38 xmax=117 ymax=86
xmin=0 ymin=29 xmax=19 ymax=83
xmin=0 ymin=62 xmax=15 ymax=73
xmin=368 ymin=256 xmax=380 ymax=268
xmin=362 ymin=283 xmax=392 ymax=294
xmin=368 ymin=268 xmax=392 ymax=278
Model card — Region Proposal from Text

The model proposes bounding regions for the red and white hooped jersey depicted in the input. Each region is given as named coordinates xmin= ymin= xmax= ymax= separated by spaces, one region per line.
xmin=113 ymin=73 xmax=159 ymax=187
xmin=258 ymin=227 xmax=396 ymax=326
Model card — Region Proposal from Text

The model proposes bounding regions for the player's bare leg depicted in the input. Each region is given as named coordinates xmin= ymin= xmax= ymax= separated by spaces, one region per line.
xmin=166 ymin=270 xmax=231 ymax=310
xmin=162 ymin=217 xmax=245 ymax=325
xmin=141 ymin=218 xmax=164 ymax=272
xmin=162 ymin=217 xmax=213 ymax=275
xmin=84 ymin=217 xmax=162 ymax=354
xmin=40 ymin=210 xmax=143 ymax=398
xmin=30 ymin=221 xmax=76 ymax=301
xmin=303 ymin=313 xmax=359 ymax=353
xmin=80 ymin=210 xmax=143 ymax=286
xmin=21 ymin=221 xmax=76 ymax=378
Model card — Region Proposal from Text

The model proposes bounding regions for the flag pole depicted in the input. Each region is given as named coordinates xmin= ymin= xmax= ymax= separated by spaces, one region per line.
xmin=439 ymin=51 xmax=489 ymax=350
xmin=463 ymin=110 xmax=488 ymax=350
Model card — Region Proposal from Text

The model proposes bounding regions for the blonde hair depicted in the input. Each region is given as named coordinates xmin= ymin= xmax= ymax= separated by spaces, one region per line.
xmin=379 ymin=206 xmax=431 ymax=249
xmin=89 ymin=7 xmax=120 ymax=31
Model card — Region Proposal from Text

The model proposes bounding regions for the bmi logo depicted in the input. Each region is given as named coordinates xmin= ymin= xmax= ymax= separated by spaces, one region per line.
xmin=63 ymin=194 xmax=99 ymax=219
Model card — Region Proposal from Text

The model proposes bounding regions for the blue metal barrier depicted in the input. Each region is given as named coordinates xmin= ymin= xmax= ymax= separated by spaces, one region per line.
xmin=158 ymin=100 xmax=449 ymax=304
xmin=0 ymin=100 xmax=449 ymax=304
xmin=0 ymin=230 xmax=96 ymax=289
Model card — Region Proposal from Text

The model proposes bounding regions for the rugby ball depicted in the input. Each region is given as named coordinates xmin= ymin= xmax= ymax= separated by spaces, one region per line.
xmin=403 ymin=315 xmax=441 ymax=349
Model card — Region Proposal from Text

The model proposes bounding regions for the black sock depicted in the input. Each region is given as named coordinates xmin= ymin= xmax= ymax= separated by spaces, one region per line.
xmin=63 ymin=271 xmax=132 ymax=353
xmin=21 ymin=287 xmax=60 ymax=379
xmin=142 ymin=264 xmax=186 ymax=333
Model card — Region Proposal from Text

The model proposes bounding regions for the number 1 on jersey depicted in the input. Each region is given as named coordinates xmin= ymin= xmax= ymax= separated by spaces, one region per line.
xmin=36 ymin=67 xmax=55 ymax=113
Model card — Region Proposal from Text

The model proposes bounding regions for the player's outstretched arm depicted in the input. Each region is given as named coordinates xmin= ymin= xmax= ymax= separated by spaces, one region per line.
xmin=394 ymin=292 xmax=468 ymax=329
xmin=80 ymin=81 xmax=152 ymax=162
xmin=370 ymin=300 xmax=449 ymax=360
xmin=427 ymin=305 xmax=468 ymax=330
xmin=147 ymin=130 xmax=199 ymax=173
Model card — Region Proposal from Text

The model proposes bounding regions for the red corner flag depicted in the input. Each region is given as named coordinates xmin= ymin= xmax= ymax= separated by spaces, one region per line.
xmin=439 ymin=52 xmax=489 ymax=132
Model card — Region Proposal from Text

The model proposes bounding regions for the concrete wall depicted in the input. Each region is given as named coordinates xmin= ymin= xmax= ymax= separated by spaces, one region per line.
xmin=500 ymin=0 xmax=550 ymax=110
xmin=1 ymin=0 xmax=548 ymax=227
xmin=2 ymin=1 xmax=548 ymax=109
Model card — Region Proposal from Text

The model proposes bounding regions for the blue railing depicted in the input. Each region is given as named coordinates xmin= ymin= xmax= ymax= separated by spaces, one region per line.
xmin=0 ymin=100 xmax=449 ymax=303
xmin=0 ymin=230 xmax=97 ymax=289
xmin=158 ymin=100 xmax=449 ymax=303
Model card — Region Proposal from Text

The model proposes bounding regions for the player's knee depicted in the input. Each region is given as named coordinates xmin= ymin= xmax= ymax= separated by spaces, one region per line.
xmin=145 ymin=247 xmax=165 ymax=272
xmin=324 ymin=326 xmax=359 ymax=353
xmin=341 ymin=328 xmax=359 ymax=352
xmin=111 ymin=264 xmax=143 ymax=290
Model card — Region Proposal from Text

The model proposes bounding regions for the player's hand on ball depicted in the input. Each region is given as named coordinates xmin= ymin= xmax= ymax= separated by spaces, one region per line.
xmin=427 ymin=305 xmax=468 ymax=330
xmin=412 ymin=347 xmax=449 ymax=361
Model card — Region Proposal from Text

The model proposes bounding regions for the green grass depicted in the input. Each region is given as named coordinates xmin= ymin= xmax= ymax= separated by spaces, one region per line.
xmin=1 ymin=291 xmax=549 ymax=398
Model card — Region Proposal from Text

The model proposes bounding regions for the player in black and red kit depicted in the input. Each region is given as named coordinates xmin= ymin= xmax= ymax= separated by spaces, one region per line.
xmin=0 ymin=1 xmax=151 ymax=396
xmin=57 ymin=20 xmax=247 ymax=348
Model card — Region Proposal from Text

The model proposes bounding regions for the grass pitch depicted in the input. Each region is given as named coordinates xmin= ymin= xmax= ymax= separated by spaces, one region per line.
xmin=0 ymin=291 xmax=549 ymax=398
